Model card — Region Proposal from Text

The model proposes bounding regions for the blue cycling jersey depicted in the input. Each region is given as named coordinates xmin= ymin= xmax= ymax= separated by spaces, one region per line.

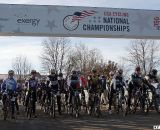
xmin=1 ymin=78 xmax=17 ymax=92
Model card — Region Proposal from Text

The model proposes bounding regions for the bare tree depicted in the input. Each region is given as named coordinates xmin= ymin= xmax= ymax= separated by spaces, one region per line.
xmin=65 ymin=43 xmax=103 ymax=76
xmin=124 ymin=39 xmax=160 ymax=75
xmin=12 ymin=55 xmax=32 ymax=80
xmin=40 ymin=37 xmax=71 ymax=73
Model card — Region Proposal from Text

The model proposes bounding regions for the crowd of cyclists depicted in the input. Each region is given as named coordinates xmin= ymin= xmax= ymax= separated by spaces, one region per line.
xmin=0 ymin=65 xmax=160 ymax=120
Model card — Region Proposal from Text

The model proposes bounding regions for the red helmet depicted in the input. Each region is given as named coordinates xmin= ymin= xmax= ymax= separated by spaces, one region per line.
xmin=135 ymin=66 xmax=141 ymax=72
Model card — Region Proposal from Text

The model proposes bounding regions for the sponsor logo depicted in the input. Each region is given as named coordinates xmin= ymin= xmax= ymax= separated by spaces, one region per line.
xmin=17 ymin=18 xmax=40 ymax=27
xmin=63 ymin=10 xmax=96 ymax=31
xmin=153 ymin=17 xmax=160 ymax=30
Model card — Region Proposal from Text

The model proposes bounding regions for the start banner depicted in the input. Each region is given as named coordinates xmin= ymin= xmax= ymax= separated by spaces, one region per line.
xmin=0 ymin=4 xmax=160 ymax=39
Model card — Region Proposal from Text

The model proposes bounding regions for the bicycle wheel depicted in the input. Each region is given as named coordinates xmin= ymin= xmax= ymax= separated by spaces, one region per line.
xmin=95 ymin=100 xmax=101 ymax=118
xmin=140 ymin=96 xmax=149 ymax=115
xmin=115 ymin=95 xmax=120 ymax=114
xmin=3 ymin=105 xmax=8 ymax=120
xmin=155 ymin=97 xmax=160 ymax=113
xmin=142 ymin=97 xmax=149 ymax=115
xmin=27 ymin=100 xmax=32 ymax=119
xmin=121 ymin=96 xmax=128 ymax=117
xmin=132 ymin=96 xmax=138 ymax=114
xmin=50 ymin=95 xmax=56 ymax=118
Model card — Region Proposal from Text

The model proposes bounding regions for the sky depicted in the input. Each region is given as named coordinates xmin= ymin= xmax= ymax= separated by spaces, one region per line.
xmin=0 ymin=0 xmax=160 ymax=73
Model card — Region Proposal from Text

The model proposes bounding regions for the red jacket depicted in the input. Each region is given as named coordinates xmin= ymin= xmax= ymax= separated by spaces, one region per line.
xmin=80 ymin=76 xmax=87 ymax=88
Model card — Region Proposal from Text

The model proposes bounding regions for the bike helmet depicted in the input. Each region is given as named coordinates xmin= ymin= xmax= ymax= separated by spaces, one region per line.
xmin=109 ymin=71 xmax=114 ymax=76
xmin=91 ymin=67 xmax=97 ymax=73
xmin=135 ymin=66 xmax=141 ymax=72
xmin=117 ymin=69 xmax=123 ymax=75
xmin=72 ymin=70 xmax=77 ymax=75
xmin=59 ymin=73 xmax=63 ymax=77
xmin=50 ymin=69 xmax=56 ymax=74
xmin=77 ymin=70 xmax=81 ymax=75
xmin=31 ymin=70 xmax=37 ymax=74
xmin=152 ymin=69 xmax=158 ymax=76
xmin=8 ymin=70 xmax=14 ymax=75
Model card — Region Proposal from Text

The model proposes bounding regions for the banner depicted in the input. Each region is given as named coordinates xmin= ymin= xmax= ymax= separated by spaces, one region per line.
xmin=0 ymin=4 xmax=160 ymax=39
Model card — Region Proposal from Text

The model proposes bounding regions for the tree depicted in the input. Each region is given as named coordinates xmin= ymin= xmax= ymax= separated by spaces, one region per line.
xmin=124 ymin=39 xmax=160 ymax=75
xmin=66 ymin=43 xmax=103 ymax=76
xmin=40 ymin=37 xmax=71 ymax=73
xmin=12 ymin=55 xmax=32 ymax=80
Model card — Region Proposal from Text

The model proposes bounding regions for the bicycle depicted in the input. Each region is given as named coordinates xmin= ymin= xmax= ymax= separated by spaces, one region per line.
xmin=88 ymin=89 xmax=101 ymax=117
xmin=26 ymin=90 xmax=34 ymax=119
xmin=49 ymin=89 xmax=60 ymax=118
xmin=130 ymin=86 xmax=149 ymax=115
xmin=68 ymin=89 xmax=81 ymax=118
xmin=2 ymin=91 xmax=17 ymax=120
xmin=2 ymin=92 xmax=11 ymax=120
xmin=113 ymin=86 xmax=127 ymax=117
xmin=151 ymin=83 xmax=160 ymax=113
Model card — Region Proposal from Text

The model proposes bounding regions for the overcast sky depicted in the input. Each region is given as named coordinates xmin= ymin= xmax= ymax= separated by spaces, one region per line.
xmin=0 ymin=0 xmax=160 ymax=73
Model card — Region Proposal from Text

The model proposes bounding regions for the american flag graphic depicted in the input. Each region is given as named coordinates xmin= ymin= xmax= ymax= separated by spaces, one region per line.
xmin=72 ymin=10 xmax=96 ymax=22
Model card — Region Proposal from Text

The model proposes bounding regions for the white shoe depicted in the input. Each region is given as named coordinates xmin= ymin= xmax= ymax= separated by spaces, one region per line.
xmin=109 ymin=110 xmax=112 ymax=115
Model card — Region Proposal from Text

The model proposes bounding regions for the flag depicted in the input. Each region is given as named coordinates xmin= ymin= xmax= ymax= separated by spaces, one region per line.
xmin=72 ymin=10 xmax=96 ymax=22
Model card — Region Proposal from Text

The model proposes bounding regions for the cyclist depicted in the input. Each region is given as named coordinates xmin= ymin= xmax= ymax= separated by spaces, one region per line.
xmin=39 ymin=77 xmax=47 ymax=107
xmin=58 ymin=73 xmax=65 ymax=94
xmin=58 ymin=72 xmax=68 ymax=110
xmin=144 ymin=69 xmax=159 ymax=97
xmin=47 ymin=69 xmax=61 ymax=115
xmin=1 ymin=70 xmax=19 ymax=119
xmin=25 ymin=70 xmax=38 ymax=118
xmin=100 ymin=75 xmax=108 ymax=105
xmin=127 ymin=66 xmax=143 ymax=111
xmin=69 ymin=70 xmax=80 ymax=106
xmin=108 ymin=69 xmax=126 ymax=114
xmin=88 ymin=68 xmax=101 ymax=108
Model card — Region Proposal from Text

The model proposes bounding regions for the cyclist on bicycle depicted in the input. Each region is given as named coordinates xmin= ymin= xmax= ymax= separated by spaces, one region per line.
xmin=127 ymin=66 xmax=143 ymax=111
xmin=1 ymin=70 xmax=19 ymax=119
xmin=108 ymin=69 xmax=126 ymax=114
xmin=58 ymin=73 xmax=66 ymax=94
xmin=100 ymin=75 xmax=108 ymax=105
xmin=58 ymin=73 xmax=68 ymax=108
xmin=39 ymin=77 xmax=47 ymax=106
xmin=69 ymin=70 xmax=80 ymax=106
xmin=25 ymin=70 xmax=38 ymax=118
xmin=144 ymin=69 xmax=159 ymax=96
xmin=47 ymin=69 xmax=61 ymax=115
xmin=88 ymin=68 xmax=101 ymax=107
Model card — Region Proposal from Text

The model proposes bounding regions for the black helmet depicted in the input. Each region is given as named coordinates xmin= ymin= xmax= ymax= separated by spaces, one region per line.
xmin=152 ymin=69 xmax=158 ymax=75
xmin=59 ymin=73 xmax=63 ymax=77
xmin=91 ymin=68 xmax=97 ymax=73
xmin=72 ymin=70 xmax=76 ymax=75
xmin=8 ymin=70 xmax=14 ymax=75
xmin=50 ymin=69 xmax=56 ymax=74
xmin=117 ymin=69 xmax=123 ymax=75
xmin=31 ymin=70 xmax=37 ymax=74
xmin=77 ymin=71 xmax=81 ymax=75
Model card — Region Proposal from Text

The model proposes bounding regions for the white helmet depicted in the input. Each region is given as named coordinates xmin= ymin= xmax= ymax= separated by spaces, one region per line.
xmin=109 ymin=71 xmax=114 ymax=76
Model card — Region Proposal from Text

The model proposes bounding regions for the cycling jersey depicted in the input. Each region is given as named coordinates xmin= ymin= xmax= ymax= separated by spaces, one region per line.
xmin=131 ymin=73 xmax=142 ymax=85
xmin=47 ymin=74 xmax=59 ymax=91
xmin=25 ymin=77 xmax=38 ymax=91
xmin=147 ymin=73 xmax=159 ymax=83
xmin=70 ymin=74 xmax=79 ymax=90
xmin=1 ymin=78 xmax=17 ymax=92
xmin=89 ymin=75 xmax=100 ymax=91
xmin=111 ymin=74 xmax=126 ymax=90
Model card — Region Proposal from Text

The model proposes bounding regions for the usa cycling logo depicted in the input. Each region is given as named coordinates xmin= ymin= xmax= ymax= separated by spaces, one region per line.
xmin=63 ymin=10 xmax=96 ymax=31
